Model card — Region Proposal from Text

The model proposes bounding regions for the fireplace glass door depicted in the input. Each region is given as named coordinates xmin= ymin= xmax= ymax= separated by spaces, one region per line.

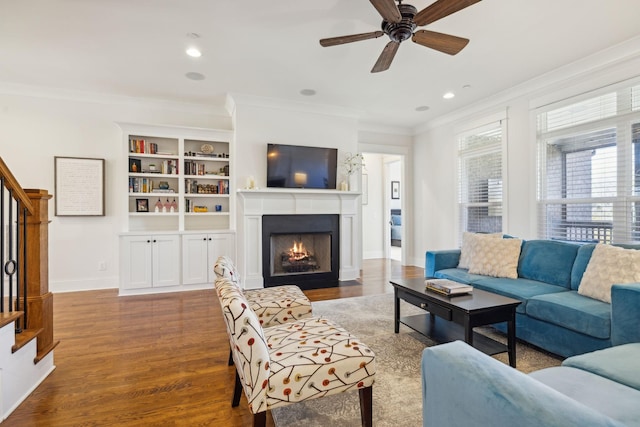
xmin=270 ymin=233 xmax=332 ymax=277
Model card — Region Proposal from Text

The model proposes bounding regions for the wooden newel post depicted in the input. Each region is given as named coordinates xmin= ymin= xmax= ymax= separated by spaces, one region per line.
xmin=24 ymin=189 xmax=59 ymax=359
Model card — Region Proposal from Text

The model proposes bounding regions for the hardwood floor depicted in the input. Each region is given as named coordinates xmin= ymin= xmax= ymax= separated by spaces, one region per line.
xmin=4 ymin=259 xmax=423 ymax=427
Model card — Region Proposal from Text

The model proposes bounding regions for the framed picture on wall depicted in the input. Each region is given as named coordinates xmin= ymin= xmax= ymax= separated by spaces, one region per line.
xmin=391 ymin=181 xmax=400 ymax=199
xmin=54 ymin=156 xmax=105 ymax=216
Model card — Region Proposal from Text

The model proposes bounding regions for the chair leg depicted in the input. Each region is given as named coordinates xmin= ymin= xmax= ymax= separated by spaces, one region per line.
xmin=232 ymin=370 xmax=243 ymax=407
xmin=253 ymin=411 xmax=266 ymax=427
xmin=228 ymin=347 xmax=234 ymax=366
xmin=359 ymin=386 xmax=373 ymax=427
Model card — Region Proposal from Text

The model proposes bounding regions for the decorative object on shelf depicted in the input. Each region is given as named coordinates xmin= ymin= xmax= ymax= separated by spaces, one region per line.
xmin=154 ymin=198 xmax=163 ymax=213
xmin=129 ymin=158 xmax=141 ymax=173
xmin=193 ymin=206 xmax=208 ymax=212
xmin=341 ymin=152 xmax=365 ymax=191
xmin=136 ymin=198 xmax=149 ymax=212
xmin=391 ymin=181 xmax=400 ymax=199
xmin=245 ymin=175 xmax=256 ymax=189
xmin=163 ymin=198 xmax=171 ymax=213
xmin=148 ymin=163 xmax=157 ymax=172
xmin=200 ymin=143 xmax=214 ymax=154
xmin=215 ymin=205 xmax=222 ymax=212
xmin=158 ymin=181 xmax=169 ymax=190
xmin=171 ymin=198 xmax=178 ymax=213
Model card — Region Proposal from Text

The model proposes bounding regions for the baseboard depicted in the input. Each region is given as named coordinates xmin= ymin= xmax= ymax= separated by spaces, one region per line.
xmin=50 ymin=276 xmax=118 ymax=293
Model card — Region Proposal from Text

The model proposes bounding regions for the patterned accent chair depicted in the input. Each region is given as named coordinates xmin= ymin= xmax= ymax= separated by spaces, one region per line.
xmin=213 ymin=256 xmax=313 ymax=328
xmin=215 ymin=277 xmax=376 ymax=427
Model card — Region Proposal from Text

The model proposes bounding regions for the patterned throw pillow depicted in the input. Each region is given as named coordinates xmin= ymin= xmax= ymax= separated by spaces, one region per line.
xmin=467 ymin=238 xmax=523 ymax=279
xmin=578 ymin=244 xmax=640 ymax=303
xmin=458 ymin=232 xmax=502 ymax=269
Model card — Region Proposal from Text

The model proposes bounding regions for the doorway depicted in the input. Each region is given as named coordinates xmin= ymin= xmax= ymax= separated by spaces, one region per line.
xmin=361 ymin=153 xmax=404 ymax=262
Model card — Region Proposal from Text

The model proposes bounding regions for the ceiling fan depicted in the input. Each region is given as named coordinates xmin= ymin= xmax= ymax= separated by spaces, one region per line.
xmin=319 ymin=0 xmax=481 ymax=73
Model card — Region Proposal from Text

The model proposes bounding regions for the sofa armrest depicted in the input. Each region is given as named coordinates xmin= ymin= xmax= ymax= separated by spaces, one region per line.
xmin=611 ymin=283 xmax=640 ymax=346
xmin=421 ymin=341 xmax=622 ymax=427
xmin=425 ymin=250 xmax=460 ymax=277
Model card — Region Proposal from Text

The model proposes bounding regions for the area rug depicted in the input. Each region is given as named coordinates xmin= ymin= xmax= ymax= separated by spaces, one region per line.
xmin=271 ymin=293 xmax=562 ymax=427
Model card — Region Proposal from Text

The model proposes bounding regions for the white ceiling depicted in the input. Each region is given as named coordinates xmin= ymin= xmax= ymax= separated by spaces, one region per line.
xmin=2 ymin=0 xmax=640 ymax=130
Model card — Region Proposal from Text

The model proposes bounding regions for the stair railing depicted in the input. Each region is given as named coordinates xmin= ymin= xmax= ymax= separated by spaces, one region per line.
xmin=0 ymin=157 xmax=34 ymax=333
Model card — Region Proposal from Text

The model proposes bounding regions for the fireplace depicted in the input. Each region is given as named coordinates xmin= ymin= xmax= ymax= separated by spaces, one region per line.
xmin=262 ymin=214 xmax=339 ymax=289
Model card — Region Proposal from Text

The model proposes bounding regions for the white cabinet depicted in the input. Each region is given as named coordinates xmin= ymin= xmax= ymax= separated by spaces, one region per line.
xmin=120 ymin=234 xmax=180 ymax=292
xmin=182 ymin=232 xmax=235 ymax=285
xmin=118 ymin=124 xmax=236 ymax=295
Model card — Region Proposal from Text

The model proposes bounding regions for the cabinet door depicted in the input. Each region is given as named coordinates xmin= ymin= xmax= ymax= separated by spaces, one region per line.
xmin=153 ymin=234 xmax=180 ymax=287
xmin=181 ymin=234 xmax=209 ymax=285
xmin=207 ymin=233 xmax=236 ymax=282
xmin=121 ymin=236 xmax=153 ymax=290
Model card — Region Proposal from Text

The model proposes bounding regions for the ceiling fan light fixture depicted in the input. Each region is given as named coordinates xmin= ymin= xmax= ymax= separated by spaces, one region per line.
xmin=443 ymin=92 xmax=455 ymax=99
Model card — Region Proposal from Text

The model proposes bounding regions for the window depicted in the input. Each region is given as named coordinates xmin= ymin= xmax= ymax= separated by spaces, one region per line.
xmin=537 ymin=81 xmax=640 ymax=244
xmin=457 ymin=120 xmax=505 ymax=240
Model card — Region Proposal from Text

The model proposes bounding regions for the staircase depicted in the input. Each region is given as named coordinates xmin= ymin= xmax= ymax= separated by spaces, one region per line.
xmin=0 ymin=157 xmax=57 ymax=422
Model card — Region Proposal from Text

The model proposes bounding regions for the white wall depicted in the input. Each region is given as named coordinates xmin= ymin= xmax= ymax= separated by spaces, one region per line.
xmin=0 ymin=86 xmax=230 ymax=292
xmin=412 ymin=36 xmax=640 ymax=266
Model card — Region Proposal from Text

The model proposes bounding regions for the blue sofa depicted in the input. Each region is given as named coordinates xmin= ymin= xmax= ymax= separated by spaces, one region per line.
xmin=422 ymin=341 xmax=640 ymax=426
xmin=425 ymin=240 xmax=640 ymax=357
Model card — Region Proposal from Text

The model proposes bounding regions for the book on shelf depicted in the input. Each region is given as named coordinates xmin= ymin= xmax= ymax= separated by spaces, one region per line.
xmin=425 ymin=279 xmax=473 ymax=296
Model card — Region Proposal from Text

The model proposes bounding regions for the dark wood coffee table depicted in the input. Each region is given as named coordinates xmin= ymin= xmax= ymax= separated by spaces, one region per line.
xmin=391 ymin=277 xmax=521 ymax=367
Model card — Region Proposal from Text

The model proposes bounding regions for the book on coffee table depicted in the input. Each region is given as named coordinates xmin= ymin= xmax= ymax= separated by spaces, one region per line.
xmin=425 ymin=279 xmax=473 ymax=296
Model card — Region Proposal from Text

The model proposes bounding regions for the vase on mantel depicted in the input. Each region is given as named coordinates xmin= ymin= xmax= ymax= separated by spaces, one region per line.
xmin=340 ymin=180 xmax=349 ymax=191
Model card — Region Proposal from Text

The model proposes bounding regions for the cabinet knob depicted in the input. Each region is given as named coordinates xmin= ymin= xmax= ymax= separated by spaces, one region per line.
xmin=203 ymin=237 xmax=207 ymax=241
xmin=208 ymin=238 xmax=212 ymax=241
xmin=146 ymin=240 xmax=151 ymax=243
xmin=153 ymin=239 xmax=157 ymax=243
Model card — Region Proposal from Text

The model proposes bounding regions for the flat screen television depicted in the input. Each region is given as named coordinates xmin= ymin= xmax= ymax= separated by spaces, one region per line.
xmin=267 ymin=143 xmax=338 ymax=189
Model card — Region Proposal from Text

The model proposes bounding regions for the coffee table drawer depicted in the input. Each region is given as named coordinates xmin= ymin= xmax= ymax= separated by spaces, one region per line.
xmin=402 ymin=292 xmax=452 ymax=321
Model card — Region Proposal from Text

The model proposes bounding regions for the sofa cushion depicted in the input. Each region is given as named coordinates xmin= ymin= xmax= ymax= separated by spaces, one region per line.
xmin=434 ymin=268 xmax=493 ymax=285
xmin=526 ymin=291 xmax=611 ymax=339
xmin=562 ymin=343 xmax=640 ymax=392
xmin=530 ymin=366 xmax=640 ymax=426
xmin=570 ymin=244 xmax=596 ymax=290
xmin=578 ymin=244 xmax=640 ymax=303
xmin=518 ymin=240 xmax=579 ymax=288
xmin=471 ymin=277 xmax=566 ymax=313
xmin=468 ymin=238 xmax=523 ymax=279
xmin=457 ymin=232 xmax=502 ymax=269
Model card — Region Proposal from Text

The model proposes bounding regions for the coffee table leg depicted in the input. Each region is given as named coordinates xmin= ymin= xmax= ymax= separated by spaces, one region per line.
xmin=507 ymin=312 xmax=517 ymax=368
xmin=394 ymin=287 xmax=400 ymax=333
xmin=464 ymin=317 xmax=473 ymax=346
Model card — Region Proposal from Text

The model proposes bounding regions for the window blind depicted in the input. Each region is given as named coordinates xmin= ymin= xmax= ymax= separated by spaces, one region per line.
xmin=457 ymin=122 xmax=504 ymax=241
xmin=537 ymin=81 xmax=640 ymax=244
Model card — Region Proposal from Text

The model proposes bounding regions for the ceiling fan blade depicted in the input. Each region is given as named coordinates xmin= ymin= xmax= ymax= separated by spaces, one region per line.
xmin=320 ymin=31 xmax=385 ymax=47
xmin=414 ymin=0 xmax=481 ymax=26
xmin=412 ymin=30 xmax=469 ymax=55
xmin=369 ymin=0 xmax=402 ymax=23
xmin=371 ymin=41 xmax=400 ymax=73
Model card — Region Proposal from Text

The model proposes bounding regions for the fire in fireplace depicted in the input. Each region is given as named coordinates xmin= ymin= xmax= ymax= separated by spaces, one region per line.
xmin=262 ymin=214 xmax=339 ymax=289
xmin=282 ymin=239 xmax=319 ymax=273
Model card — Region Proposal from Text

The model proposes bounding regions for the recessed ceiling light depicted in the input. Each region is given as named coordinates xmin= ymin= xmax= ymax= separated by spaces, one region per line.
xmin=185 ymin=72 xmax=205 ymax=81
xmin=300 ymin=89 xmax=316 ymax=96
xmin=415 ymin=105 xmax=430 ymax=111
xmin=443 ymin=92 xmax=455 ymax=99
xmin=186 ymin=47 xmax=202 ymax=58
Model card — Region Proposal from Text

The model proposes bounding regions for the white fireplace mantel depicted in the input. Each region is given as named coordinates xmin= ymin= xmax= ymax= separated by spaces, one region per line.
xmin=236 ymin=188 xmax=361 ymax=289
